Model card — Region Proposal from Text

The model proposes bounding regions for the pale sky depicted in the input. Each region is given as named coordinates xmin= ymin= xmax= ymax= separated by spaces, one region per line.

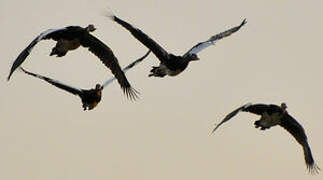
xmin=1 ymin=0 xmax=322 ymax=179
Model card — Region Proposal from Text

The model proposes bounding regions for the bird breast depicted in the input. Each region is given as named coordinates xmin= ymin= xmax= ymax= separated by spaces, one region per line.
xmin=57 ymin=39 xmax=81 ymax=51
xmin=96 ymin=91 xmax=102 ymax=99
xmin=167 ymin=69 xmax=183 ymax=76
xmin=259 ymin=112 xmax=282 ymax=128
xmin=159 ymin=64 xmax=182 ymax=76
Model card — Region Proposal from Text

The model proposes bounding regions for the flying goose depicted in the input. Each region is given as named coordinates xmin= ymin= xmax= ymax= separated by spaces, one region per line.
xmin=212 ymin=103 xmax=320 ymax=174
xmin=8 ymin=25 xmax=138 ymax=100
xmin=108 ymin=14 xmax=246 ymax=77
xmin=19 ymin=51 xmax=150 ymax=110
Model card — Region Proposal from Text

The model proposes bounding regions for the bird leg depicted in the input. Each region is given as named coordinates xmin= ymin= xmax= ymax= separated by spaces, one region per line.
xmin=82 ymin=103 xmax=89 ymax=111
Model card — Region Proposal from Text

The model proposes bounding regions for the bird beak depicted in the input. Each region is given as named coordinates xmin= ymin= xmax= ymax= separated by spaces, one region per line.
xmin=193 ymin=57 xmax=200 ymax=61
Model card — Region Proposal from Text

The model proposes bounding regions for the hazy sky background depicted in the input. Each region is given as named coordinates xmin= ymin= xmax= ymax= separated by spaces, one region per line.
xmin=1 ymin=0 xmax=322 ymax=179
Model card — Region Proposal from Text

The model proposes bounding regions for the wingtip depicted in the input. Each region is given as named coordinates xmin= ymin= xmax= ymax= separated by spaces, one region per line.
xmin=135 ymin=50 xmax=151 ymax=63
xmin=123 ymin=87 xmax=140 ymax=101
xmin=102 ymin=9 xmax=116 ymax=20
xmin=143 ymin=50 xmax=152 ymax=58
xmin=210 ymin=125 xmax=219 ymax=135
xmin=7 ymin=74 xmax=11 ymax=81
xmin=19 ymin=67 xmax=29 ymax=74
xmin=19 ymin=67 xmax=25 ymax=71
xmin=307 ymin=163 xmax=320 ymax=175
xmin=7 ymin=71 xmax=15 ymax=81
xmin=241 ymin=18 xmax=247 ymax=26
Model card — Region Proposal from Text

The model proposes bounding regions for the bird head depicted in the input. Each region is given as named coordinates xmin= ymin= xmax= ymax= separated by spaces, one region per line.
xmin=187 ymin=53 xmax=200 ymax=61
xmin=281 ymin=102 xmax=288 ymax=112
xmin=95 ymin=84 xmax=102 ymax=90
xmin=86 ymin=24 xmax=96 ymax=32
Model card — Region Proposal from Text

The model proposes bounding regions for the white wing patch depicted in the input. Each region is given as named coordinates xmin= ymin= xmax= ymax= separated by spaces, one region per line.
xmin=102 ymin=77 xmax=116 ymax=88
xmin=244 ymin=102 xmax=252 ymax=109
xmin=26 ymin=27 xmax=67 ymax=53
xmin=37 ymin=27 xmax=67 ymax=41
xmin=187 ymin=40 xmax=215 ymax=55
xmin=184 ymin=19 xmax=247 ymax=56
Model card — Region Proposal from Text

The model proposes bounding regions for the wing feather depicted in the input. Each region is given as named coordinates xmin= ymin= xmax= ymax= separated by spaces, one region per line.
xmin=243 ymin=104 xmax=269 ymax=115
xmin=280 ymin=113 xmax=320 ymax=174
xmin=8 ymin=37 xmax=39 ymax=80
xmin=184 ymin=19 xmax=247 ymax=56
xmin=211 ymin=103 xmax=252 ymax=134
xmin=7 ymin=27 xmax=67 ymax=80
xmin=20 ymin=67 xmax=82 ymax=96
xmin=80 ymin=33 xmax=139 ymax=100
xmin=38 ymin=27 xmax=69 ymax=41
xmin=111 ymin=15 xmax=169 ymax=62
xmin=102 ymin=50 xmax=151 ymax=88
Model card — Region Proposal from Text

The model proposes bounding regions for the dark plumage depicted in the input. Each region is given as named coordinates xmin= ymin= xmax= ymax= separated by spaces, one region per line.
xmin=8 ymin=24 xmax=138 ymax=99
xmin=19 ymin=50 xmax=151 ymax=110
xmin=212 ymin=103 xmax=320 ymax=174
xmin=20 ymin=67 xmax=102 ymax=111
xmin=109 ymin=14 xmax=246 ymax=77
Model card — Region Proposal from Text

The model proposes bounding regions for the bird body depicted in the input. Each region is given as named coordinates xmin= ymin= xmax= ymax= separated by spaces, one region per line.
xmin=50 ymin=38 xmax=81 ymax=57
xmin=78 ymin=84 xmax=102 ymax=110
xmin=242 ymin=103 xmax=284 ymax=130
xmin=256 ymin=111 xmax=282 ymax=129
xmin=150 ymin=54 xmax=190 ymax=77
xmin=109 ymin=15 xmax=246 ymax=77
xmin=212 ymin=103 xmax=320 ymax=174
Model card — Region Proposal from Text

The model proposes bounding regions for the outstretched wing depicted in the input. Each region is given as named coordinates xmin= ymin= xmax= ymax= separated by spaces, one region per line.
xmin=102 ymin=50 xmax=151 ymax=88
xmin=280 ymin=113 xmax=320 ymax=174
xmin=122 ymin=50 xmax=151 ymax=72
xmin=110 ymin=15 xmax=169 ymax=62
xmin=242 ymin=103 xmax=270 ymax=115
xmin=211 ymin=103 xmax=252 ymax=134
xmin=184 ymin=19 xmax=247 ymax=57
xmin=7 ymin=28 xmax=67 ymax=81
xmin=20 ymin=67 xmax=82 ymax=96
xmin=80 ymin=33 xmax=139 ymax=100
